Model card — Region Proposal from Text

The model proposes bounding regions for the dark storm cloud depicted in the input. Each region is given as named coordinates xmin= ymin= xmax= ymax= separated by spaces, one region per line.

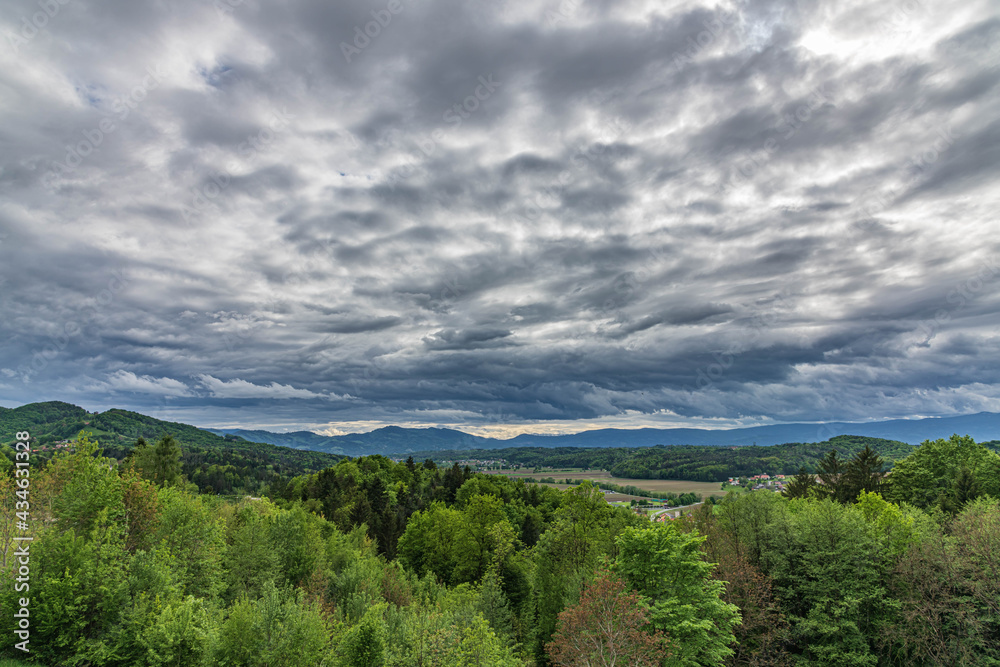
xmin=423 ymin=328 xmax=515 ymax=350
xmin=1 ymin=0 xmax=999 ymax=433
xmin=316 ymin=316 xmax=403 ymax=334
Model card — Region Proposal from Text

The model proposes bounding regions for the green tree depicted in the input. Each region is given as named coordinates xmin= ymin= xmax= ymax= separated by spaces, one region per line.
xmin=842 ymin=445 xmax=884 ymax=502
xmin=154 ymin=487 xmax=226 ymax=600
xmin=341 ymin=604 xmax=387 ymax=667
xmin=477 ymin=569 xmax=516 ymax=642
xmin=122 ymin=435 xmax=149 ymax=468
xmin=613 ymin=522 xmax=740 ymax=667
xmin=152 ymin=434 xmax=183 ymax=487
xmin=782 ymin=467 xmax=817 ymax=499
xmin=454 ymin=494 xmax=516 ymax=583
xmin=2 ymin=513 xmax=131 ymax=665
xmin=853 ymin=491 xmax=920 ymax=563
xmin=815 ymin=450 xmax=848 ymax=503
xmin=764 ymin=499 xmax=885 ymax=667
xmin=216 ymin=583 xmax=331 ymax=667
xmin=456 ymin=613 xmax=522 ymax=667
xmin=887 ymin=434 xmax=1000 ymax=509
xmin=48 ymin=431 xmax=125 ymax=536
xmin=223 ymin=500 xmax=279 ymax=601
xmin=397 ymin=501 xmax=463 ymax=584
xmin=143 ymin=595 xmax=217 ymax=667
xmin=713 ymin=490 xmax=788 ymax=568
xmin=531 ymin=483 xmax=643 ymax=660
xmin=122 ymin=468 xmax=162 ymax=553
xmin=882 ymin=498 xmax=1000 ymax=665
xmin=270 ymin=504 xmax=326 ymax=588
xmin=943 ymin=466 xmax=981 ymax=513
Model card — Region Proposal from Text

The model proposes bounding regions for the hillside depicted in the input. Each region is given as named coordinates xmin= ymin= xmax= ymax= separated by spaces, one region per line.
xmin=0 ymin=402 xmax=342 ymax=495
xmin=0 ymin=401 xmax=92 ymax=443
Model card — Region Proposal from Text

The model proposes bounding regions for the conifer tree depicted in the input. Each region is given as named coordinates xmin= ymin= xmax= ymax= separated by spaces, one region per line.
xmin=783 ymin=467 xmax=817 ymax=499
xmin=134 ymin=434 xmax=183 ymax=487
xmin=941 ymin=466 xmax=980 ymax=514
xmin=816 ymin=449 xmax=846 ymax=502
xmin=844 ymin=444 xmax=884 ymax=502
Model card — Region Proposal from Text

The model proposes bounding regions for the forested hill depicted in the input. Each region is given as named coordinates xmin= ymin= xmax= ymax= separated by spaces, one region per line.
xmin=0 ymin=400 xmax=91 ymax=441
xmin=208 ymin=424 xmax=490 ymax=455
xmin=0 ymin=401 xmax=341 ymax=495
xmin=412 ymin=435 xmax=921 ymax=482
xmin=0 ymin=400 xmax=222 ymax=447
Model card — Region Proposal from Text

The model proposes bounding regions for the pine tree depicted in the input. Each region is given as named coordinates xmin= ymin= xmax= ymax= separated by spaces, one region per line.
xmin=941 ymin=466 xmax=980 ymax=514
xmin=477 ymin=570 xmax=515 ymax=641
xmin=816 ymin=450 xmax=846 ymax=502
xmin=153 ymin=434 xmax=183 ymax=487
xmin=783 ymin=467 xmax=817 ymax=499
xmin=135 ymin=434 xmax=183 ymax=487
xmin=844 ymin=445 xmax=884 ymax=502
xmin=122 ymin=435 xmax=148 ymax=468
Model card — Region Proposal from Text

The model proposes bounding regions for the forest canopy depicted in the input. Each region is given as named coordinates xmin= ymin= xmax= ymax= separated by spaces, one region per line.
xmin=414 ymin=435 xmax=920 ymax=482
xmin=0 ymin=431 xmax=997 ymax=666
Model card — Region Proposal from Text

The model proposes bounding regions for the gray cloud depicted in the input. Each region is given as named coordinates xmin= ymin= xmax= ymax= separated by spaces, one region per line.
xmin=1 ymin=0 xmax=999 ymax=434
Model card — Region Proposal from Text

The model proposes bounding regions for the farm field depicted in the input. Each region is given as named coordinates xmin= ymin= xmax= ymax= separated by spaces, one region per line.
xmin=482 ymin=468 xmax=729 ymax=498
xmin=497 ymin=481 xmax=648 ymax=501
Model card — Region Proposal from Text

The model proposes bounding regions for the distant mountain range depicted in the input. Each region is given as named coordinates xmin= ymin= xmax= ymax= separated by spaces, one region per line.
xmin=208 ymin=411 xmax=1000 ymax=457
xmin=204 ymin=425 xmax=487 ymax=456
xmin=3 ymin=400 xmax=998 ymax=459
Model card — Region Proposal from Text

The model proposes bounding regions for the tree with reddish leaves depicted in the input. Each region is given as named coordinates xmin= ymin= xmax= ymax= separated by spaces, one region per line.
xmin=547 ymin=570 xmax=670 ymax=667
xmin=712 ymin=549 xmax=792 ymax=667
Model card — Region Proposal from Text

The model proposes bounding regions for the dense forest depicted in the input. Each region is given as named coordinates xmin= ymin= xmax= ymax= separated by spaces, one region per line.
xmin=416 ymin=435 xmax=920 ymax=481
xmin=1 ymin=430 xmax=999 ymax=666
xmin=0 ymin=402 xmax=341 ymax=497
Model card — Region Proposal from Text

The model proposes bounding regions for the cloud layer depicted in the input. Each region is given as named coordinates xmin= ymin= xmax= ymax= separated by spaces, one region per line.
xmin=1 ymin=0 xmax=999 ymax=434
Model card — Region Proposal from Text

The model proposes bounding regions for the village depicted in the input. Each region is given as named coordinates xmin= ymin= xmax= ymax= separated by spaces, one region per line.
xmin=725 ymin=473 xmax=789 ymax=492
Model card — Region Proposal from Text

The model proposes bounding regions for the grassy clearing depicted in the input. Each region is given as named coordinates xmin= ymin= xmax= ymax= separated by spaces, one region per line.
xmin=484 ymin=468 xmax=730 ymax=498
xmin=0 ymin=658 xmax=37 ymax=667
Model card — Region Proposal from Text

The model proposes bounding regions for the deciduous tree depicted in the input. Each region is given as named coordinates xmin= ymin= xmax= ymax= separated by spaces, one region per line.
xmin=614 ymin=522 xmax=739 ymax=667
xmin=887 ymin=435 xmax=1000 ymax=510
xmin=547 ymin=570 xmax=669 ymax=667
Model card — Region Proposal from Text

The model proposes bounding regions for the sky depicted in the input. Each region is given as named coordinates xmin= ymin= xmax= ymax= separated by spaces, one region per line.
xmin=1 ymin=0 xmax=999 ymax=437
